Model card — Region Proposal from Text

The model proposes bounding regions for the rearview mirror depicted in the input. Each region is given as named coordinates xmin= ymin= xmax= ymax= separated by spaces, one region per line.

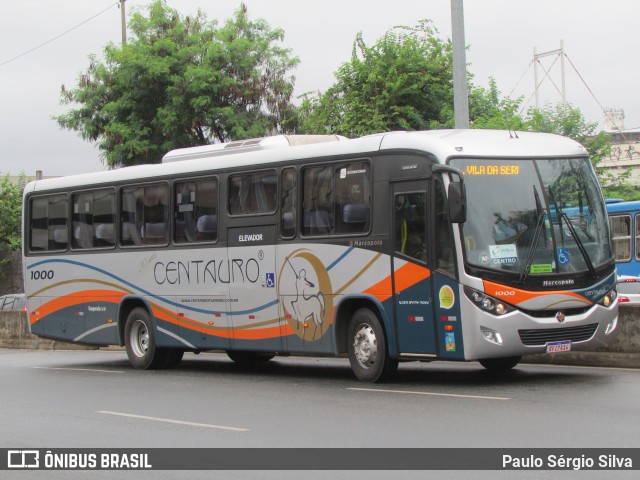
xmin=448 ymin=182 xmax=466 ymax=223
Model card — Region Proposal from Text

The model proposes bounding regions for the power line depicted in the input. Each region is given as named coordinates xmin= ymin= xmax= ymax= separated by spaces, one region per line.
xmin=506 ymin=59 xmax=533 ymax=100
xmin=0 ymin=2 xmax=119 ymax=68
xmin=517 ymin=54 xmax=561 ymax=116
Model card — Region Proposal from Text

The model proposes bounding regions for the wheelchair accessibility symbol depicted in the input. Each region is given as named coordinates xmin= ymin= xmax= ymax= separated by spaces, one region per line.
xmin=266 ymin=272 xmax=275 ymax=288
xmin=557 ymin=248 xmax=570 ymax=265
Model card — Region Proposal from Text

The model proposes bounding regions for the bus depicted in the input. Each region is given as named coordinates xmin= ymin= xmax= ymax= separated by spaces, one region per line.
xmin=607 ymin=200 xmax=640 ymax=304
xmin=22 ymin=130 xmax=619 ymax=382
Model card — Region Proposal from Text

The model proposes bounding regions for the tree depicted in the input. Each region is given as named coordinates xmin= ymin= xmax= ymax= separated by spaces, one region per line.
xmin=55 ymin=1 xmax=299 ymax=168
xmin=523 ymin=103 xmax=637 ymax=196
xmin=526 ymin=103 xmax=610 ymax=162
xmin=0 ymin=173 xmax=26 ymax=279
xmin=467 ymin=79 xmax=528 ymax=131
xmin=299 ymin=21 xmax=453 ymax=136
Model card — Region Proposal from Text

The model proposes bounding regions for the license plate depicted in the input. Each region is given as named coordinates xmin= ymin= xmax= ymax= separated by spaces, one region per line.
xmin=546 ymin=341 xmax=572 ymax=353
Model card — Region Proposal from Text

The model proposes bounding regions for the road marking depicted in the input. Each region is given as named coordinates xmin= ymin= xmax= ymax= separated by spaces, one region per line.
xmin=32 ymin=366 xmax=124 ymax=374
xmin=347 ymin=387 xmax=511 ymax=401
xmin=96 ymin=410 xmax=250 ymax=432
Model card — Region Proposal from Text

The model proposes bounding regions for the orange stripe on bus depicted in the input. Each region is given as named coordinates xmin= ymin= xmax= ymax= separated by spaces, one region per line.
xmin=31 ymin=290 xmax=126 ymax=325
xmin=363 ymin=262 xmax=430 ymax=303
xmin=151 ymin=304 xmax=296 ymax=340
xmin=482 ymin=280 xmax=591 ymax=305
xmin=33 ymin=293 xmax=315 ymax=341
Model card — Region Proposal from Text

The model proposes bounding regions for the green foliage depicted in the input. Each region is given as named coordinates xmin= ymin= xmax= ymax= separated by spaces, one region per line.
xmin=299 ymin=21 xmax=453 ymax=136
xmin=55 ymin=1 xmax=299 ymax=167
xmin=0 ymin=173 xmax=26 ymax=278
xmin=468 ymin=79 xmax=528 ymax=131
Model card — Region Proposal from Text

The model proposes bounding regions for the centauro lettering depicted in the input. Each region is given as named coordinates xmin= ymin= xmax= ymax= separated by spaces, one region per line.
xmin=154 ymin=258 xmax=260 ymax=285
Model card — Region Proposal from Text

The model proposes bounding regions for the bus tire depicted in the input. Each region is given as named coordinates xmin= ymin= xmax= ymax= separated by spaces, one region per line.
xmin=479 ymin=356 xmax=521 ymax=372
xmin=347 ymin=308 xmax=398 ymax=383
xmin=124 ymin=307 xmax=162 ymax=370
xmin=161 ymin=348 xmax=184 ymax=369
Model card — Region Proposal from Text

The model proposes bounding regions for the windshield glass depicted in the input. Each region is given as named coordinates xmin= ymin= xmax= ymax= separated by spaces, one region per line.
xmin=450 ymin=157 xmax=613 ymax=282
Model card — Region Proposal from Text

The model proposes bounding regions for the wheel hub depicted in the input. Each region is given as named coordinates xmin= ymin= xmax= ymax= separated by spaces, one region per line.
xmin=130 ymin=319 xmax=149 ymax=358
xmin=353 ymin=323 xmax=378 ymax=368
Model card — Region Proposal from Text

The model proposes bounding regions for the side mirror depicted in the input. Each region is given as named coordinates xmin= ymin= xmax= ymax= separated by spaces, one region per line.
xmin=448 ymin=182 xmax=466 ymax=224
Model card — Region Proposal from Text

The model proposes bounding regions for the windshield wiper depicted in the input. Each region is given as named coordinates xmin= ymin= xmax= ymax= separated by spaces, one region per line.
xmin=519 ymin=186 xmax=546 ymax=284
xmin=559 ymin=212 xmax=597 ymax=278
xmin=549 ymin=188 xmax=597 ymax=279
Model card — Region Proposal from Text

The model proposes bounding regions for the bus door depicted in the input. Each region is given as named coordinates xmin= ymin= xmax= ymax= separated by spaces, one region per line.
xmin=392 ymin=180 xmax=437 ymax=355
xmin=227 ymin=225 xmax=281 ymax=352
xmin=430 ymin=177 xmax=464 ymax=360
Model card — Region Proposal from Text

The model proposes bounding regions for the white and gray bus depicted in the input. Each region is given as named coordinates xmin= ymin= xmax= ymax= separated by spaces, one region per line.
xmin=23 ymin=130 xmax=619 ymax=381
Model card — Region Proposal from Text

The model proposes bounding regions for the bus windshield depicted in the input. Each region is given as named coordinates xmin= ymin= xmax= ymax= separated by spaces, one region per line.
xmin=451 ymin=157 xmax=613 ymax=283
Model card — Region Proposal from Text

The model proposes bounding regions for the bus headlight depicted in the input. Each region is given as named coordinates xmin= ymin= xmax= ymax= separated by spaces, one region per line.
xmin=598 ymin=287 xmax=617 ymax=308
xmin=464 ymin=286 xmax=514 ymax=316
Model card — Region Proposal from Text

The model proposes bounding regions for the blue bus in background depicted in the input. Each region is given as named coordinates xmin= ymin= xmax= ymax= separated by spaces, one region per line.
xmin=607 ymin=200 xmax=640 ymax=305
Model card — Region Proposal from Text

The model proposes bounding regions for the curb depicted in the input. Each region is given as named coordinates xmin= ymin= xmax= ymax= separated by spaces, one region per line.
xmin=524 ymin=351 xmax=640 ymax=369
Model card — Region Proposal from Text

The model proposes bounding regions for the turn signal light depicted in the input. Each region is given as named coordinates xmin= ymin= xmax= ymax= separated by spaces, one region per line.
xmin=598 ymin=286 xmax=617 ymax=308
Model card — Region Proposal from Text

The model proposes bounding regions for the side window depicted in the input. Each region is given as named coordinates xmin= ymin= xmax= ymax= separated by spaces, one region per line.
xmin=72 ymin=189 xmax=116 ymax=249
xmin=335 ymin=162 xmax=371 ymax=234
xmin=609 ymin=215 xmax=631 ymax=261
xmin=395 ymin=192 xmax=427 ymax=263
xmin=302 ymin=165 xmax=333 ymax=235
xmin=280 ymin=168 xmax=296 ymax=238
xmin=228 ymin=171 xmax=277 ymax=215
xmin=120 ymin=183 xmax=169 ymax=246
xmin=174 ymin=177 xmax=218 ymax=244
xmin=29 ymin=194 xmax=68 ymax=252
xmin=302 ymin=160 xmax=371 ymax=236
xmin=435 ymin=180 xmax=455 ymax=276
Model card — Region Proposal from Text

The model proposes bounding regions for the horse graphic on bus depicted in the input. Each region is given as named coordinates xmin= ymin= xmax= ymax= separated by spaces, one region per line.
xmin=278 ymin=249 xmax=333 ymax=341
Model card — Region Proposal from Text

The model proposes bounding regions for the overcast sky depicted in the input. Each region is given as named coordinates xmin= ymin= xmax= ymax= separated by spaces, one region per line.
xmin=1 ymin=0 xmax=638 ymax=176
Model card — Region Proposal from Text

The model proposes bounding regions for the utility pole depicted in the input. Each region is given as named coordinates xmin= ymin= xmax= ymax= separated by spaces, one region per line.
xmin=120 ymin=0 xmax=127 ymax=45
xmin=451 ymin=0 xmax=469 ymax=129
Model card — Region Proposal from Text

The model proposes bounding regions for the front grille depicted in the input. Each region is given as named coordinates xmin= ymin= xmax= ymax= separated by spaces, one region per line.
xmin=518 ymin=323 xmax=598 ymax=346
xmin=520 ymin=306 xmax=592 ymax=318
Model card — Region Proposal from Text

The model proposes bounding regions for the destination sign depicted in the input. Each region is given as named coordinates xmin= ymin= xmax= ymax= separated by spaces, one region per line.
xmin=465 ymin=165 xmax=520 ymax=175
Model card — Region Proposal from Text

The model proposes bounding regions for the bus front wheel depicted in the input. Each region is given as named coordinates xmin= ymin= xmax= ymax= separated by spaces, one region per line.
xmin=125 ymin=307 xmax=163 ymax=370
xmin=479 ymin=356 xmax=521 ymax=373
xmin=347 ymin=308 xmax=398 ymax=382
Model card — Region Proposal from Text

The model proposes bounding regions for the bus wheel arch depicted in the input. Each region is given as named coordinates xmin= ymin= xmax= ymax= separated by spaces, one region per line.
xmin=119 ymin=300 xmax=183 ymax=370
xmin=124 ymin=306 xmax=161 ymax=370
xmin=117 ymin=298 xmax=149 ymax=347
xmin=334 ymin=298 xmax=384 ymax=355
xmin=336 ymin=299 xmax=398 ymax=382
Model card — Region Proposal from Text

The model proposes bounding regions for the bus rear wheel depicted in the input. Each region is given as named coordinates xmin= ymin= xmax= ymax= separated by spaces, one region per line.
xmin=125 ymin=307 xmax=164 ymax=370
xmin=347 ymin=308 xmax=397 ymax=382
xmin=479 ymin=356 xmax=522 ymax=373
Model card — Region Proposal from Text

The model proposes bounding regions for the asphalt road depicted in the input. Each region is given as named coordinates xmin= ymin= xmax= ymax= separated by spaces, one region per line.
xmin=1 ymin=349 xmax=639 ymax=480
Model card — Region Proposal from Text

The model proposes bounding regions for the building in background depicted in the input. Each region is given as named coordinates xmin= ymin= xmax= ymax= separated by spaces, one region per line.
xmin=599 ymin=109 xmax=640 ymax=184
